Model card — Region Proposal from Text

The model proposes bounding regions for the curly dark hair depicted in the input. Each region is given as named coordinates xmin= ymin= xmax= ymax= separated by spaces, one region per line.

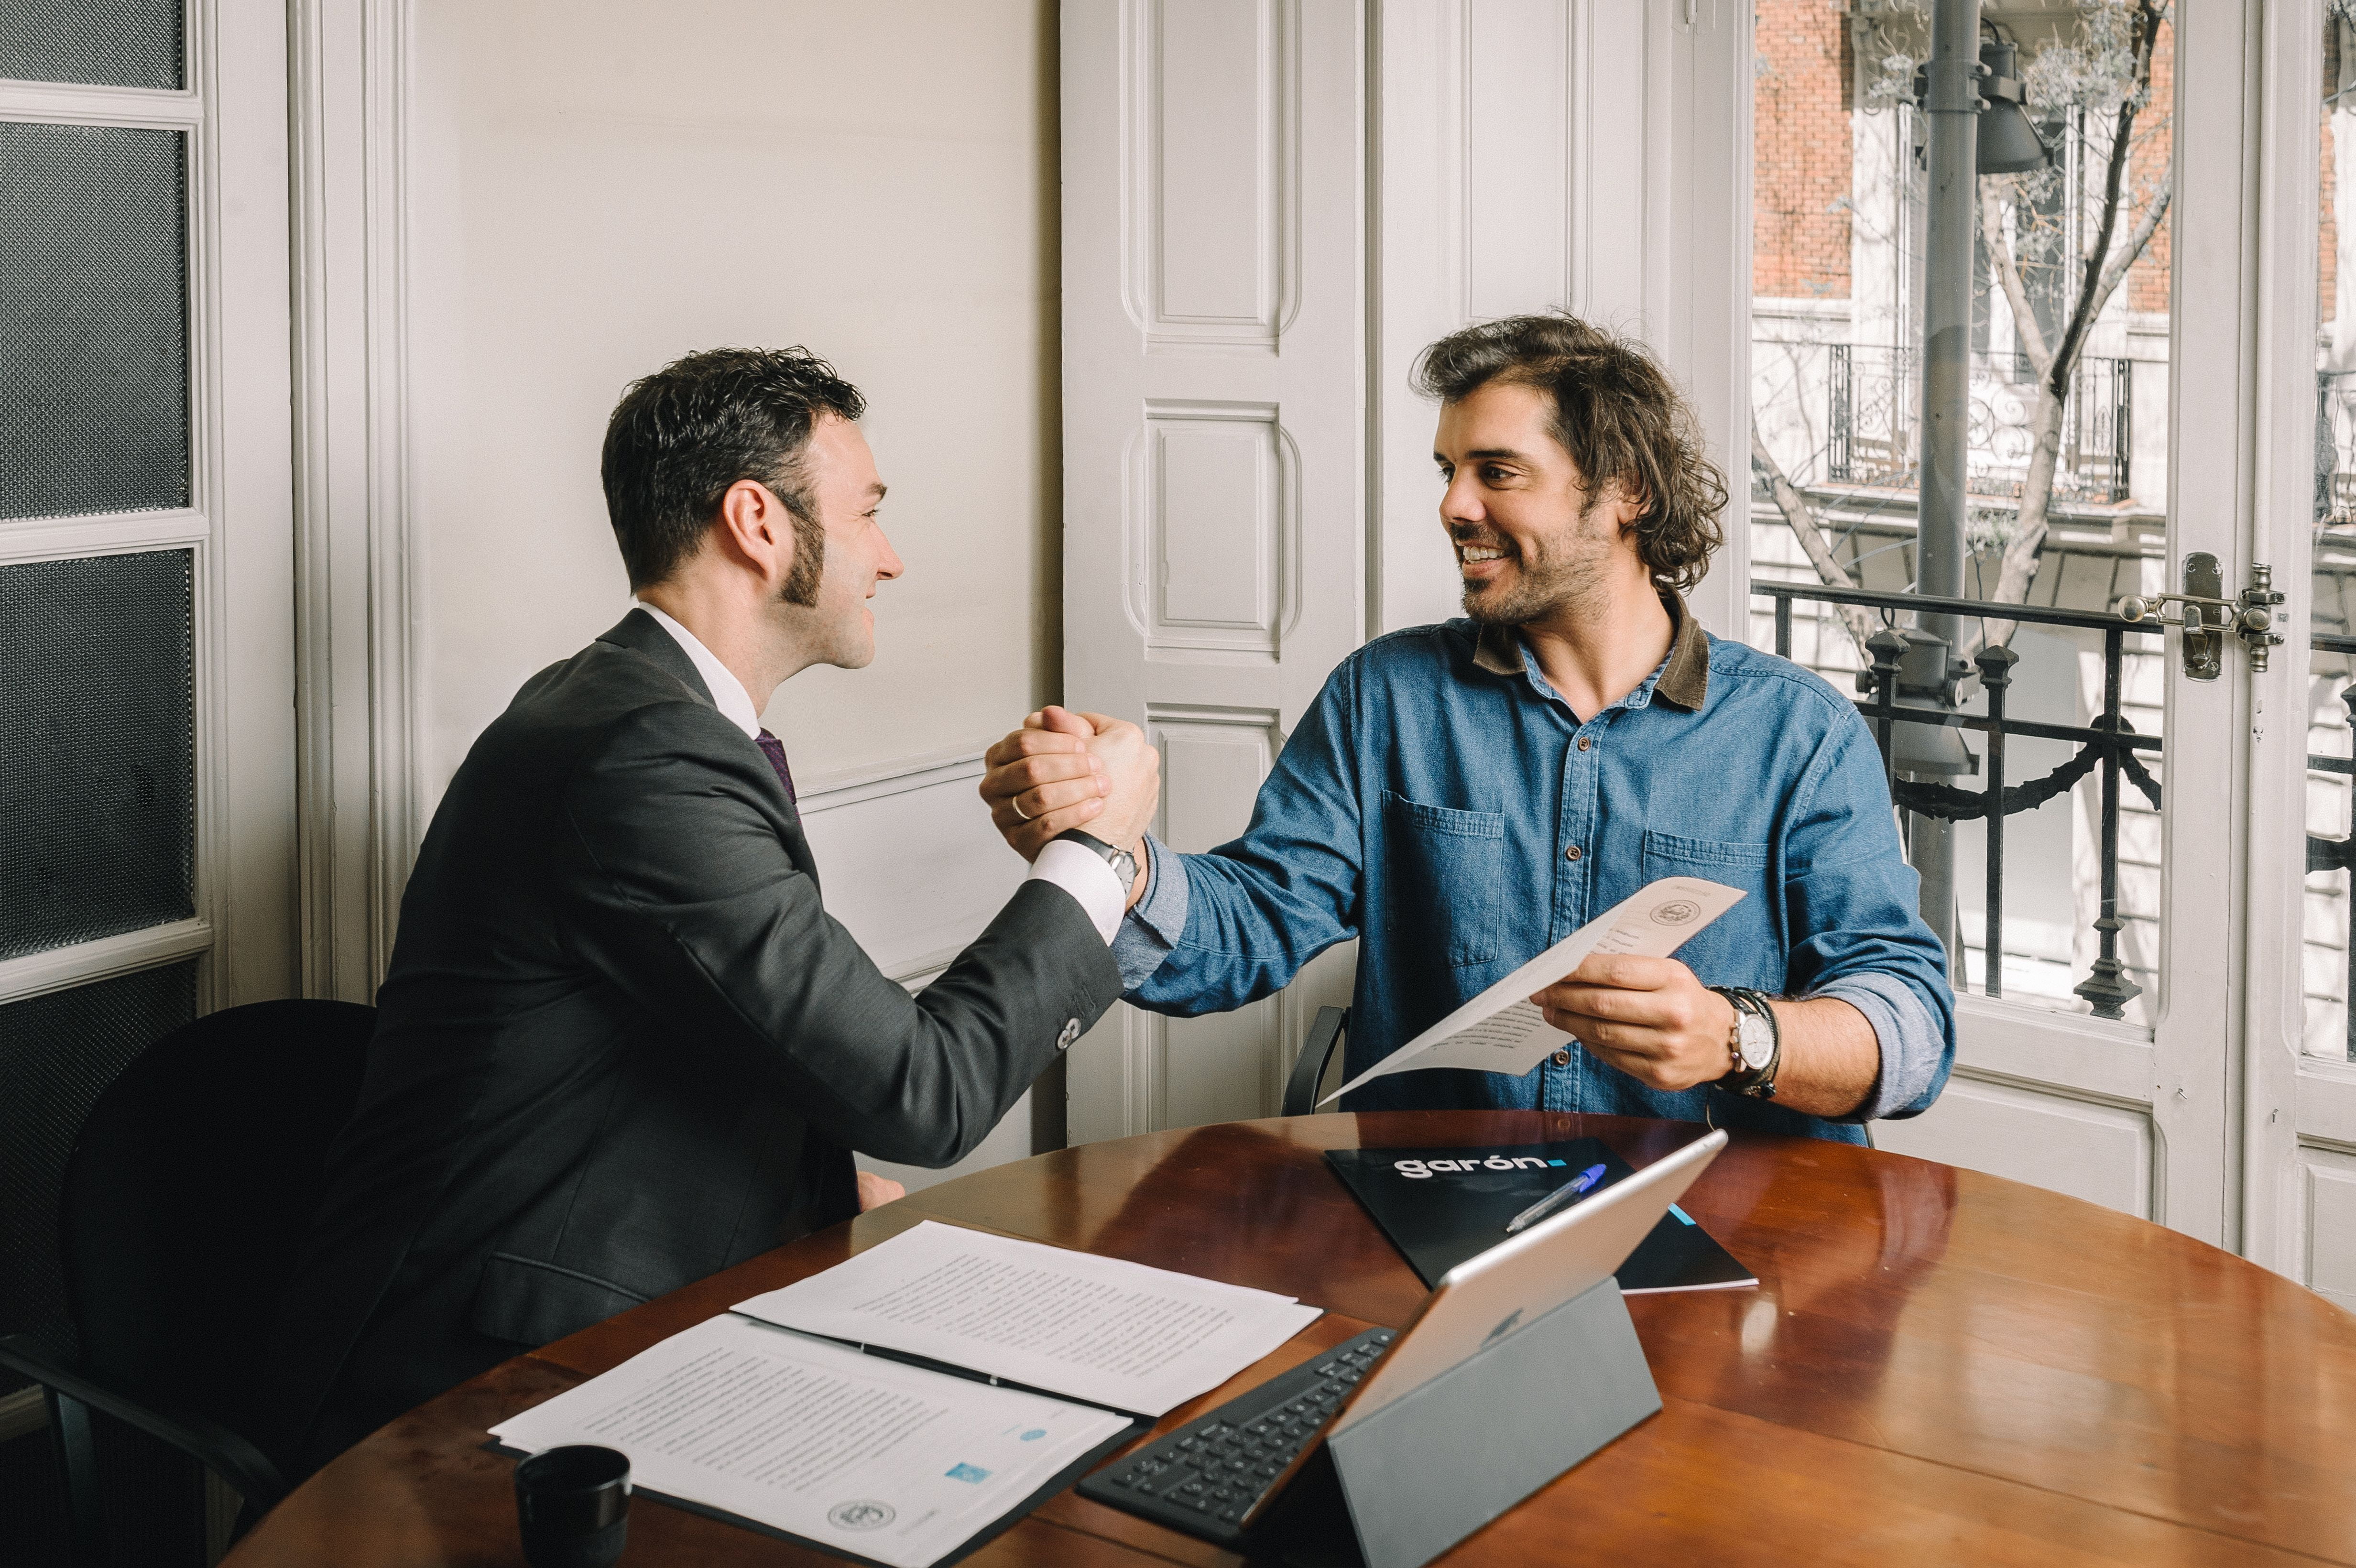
xmin=1410 ymin=314 xmax=1728 ymax=591
xmin=600 ymin=346 xmax=867 ymax=596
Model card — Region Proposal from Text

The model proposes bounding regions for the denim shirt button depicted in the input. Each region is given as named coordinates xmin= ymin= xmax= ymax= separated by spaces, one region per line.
xmin=1576 ymin=735 xmax=1592 ymax=751
xmin=1550 ymin=1050 xmax=1572 ymax=1067
xmin=1564 ymin=845 xmax=1582 ymax=861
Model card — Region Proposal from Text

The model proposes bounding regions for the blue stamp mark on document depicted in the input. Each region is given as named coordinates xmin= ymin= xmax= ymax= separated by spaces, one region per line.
xmin=1020 ymin=1429 xmax=1047 ymax=1442
xmin=946 ymin=1463 xmax=992 ymax=1484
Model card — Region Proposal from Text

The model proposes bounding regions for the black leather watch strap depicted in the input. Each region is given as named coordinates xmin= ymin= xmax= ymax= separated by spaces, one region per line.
xmin=1053 ymin=828 xmax=1138 ymax=895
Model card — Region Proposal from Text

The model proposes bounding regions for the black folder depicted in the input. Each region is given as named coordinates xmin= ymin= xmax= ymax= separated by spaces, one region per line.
xmin=1323 ymin=1138 xmax=1756 ymax=1293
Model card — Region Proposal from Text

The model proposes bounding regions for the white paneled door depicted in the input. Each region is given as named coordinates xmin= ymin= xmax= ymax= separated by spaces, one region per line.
xmin=1059 ymin=0 xmax=1753 ymax=1139
xmin=1060 ymin=0 xmax=1366 ymax=1139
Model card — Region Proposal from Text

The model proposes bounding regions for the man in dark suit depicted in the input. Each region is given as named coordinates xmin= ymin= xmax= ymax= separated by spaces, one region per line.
xmin=268 ymin=347 xmax=1156 ymax=1477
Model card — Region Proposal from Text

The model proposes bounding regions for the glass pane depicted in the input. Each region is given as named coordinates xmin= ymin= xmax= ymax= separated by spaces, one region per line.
xmin=0 ymin=961 xmax=196 ymax=1367
xmin=0 ymin=550 xmax=196 ymax=959
xmin=1749 ymin=2 xmax=2173 ymax=1023
xmin=0 ymin=120 xmax=190 ymax=522
xmin=2307 ymin=20 xmax=2356 ymax=1061
xmin=0 ymin=0 xmax=185 ymax=91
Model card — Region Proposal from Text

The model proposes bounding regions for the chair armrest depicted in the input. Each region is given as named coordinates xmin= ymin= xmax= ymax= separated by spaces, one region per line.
xmin=1282 ymin=1006 xmax=1350 ymax=1117
xmin=0 ymin=1333 xmax=290 ymax=1511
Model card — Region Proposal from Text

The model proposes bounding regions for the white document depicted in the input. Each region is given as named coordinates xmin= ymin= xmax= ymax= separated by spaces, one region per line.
xmin=1320 ymin=876 xmax=1744 ymax=1104
xmin=489 ymin=1314 xmax=1131 ymax=1568
xmin=733 ymin=1220 xmax=1321 ymax=1417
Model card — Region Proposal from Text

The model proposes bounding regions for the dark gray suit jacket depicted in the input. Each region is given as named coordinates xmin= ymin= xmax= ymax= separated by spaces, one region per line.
xmin=267 ymin=610 xmax=1121 ymax=1475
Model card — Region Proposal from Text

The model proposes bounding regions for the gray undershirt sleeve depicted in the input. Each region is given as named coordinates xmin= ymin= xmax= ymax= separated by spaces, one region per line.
xmin=1112 ymin=834 xmax=1190 ymax=993
xmin=1811 ymin=971 xmax=1948 ymax=1121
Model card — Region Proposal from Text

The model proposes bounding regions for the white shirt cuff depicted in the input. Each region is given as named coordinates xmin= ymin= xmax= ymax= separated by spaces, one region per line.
xmin=1025 ymin=838 xmax=1125 ymax=945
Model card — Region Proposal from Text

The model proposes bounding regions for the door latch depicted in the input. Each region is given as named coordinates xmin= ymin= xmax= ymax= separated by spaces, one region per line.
xmin=2115 ymin=555 xmax=2285 ymax=679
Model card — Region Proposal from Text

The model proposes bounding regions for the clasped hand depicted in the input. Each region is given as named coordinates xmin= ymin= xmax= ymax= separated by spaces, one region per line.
xmin=1531 ymin=954 xmax=1738 ymax=1093
xmin=979 ymin=705 xmax=1160 ymax=868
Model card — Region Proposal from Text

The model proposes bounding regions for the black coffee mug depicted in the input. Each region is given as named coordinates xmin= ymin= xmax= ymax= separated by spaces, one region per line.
xmin=514 ymin=1444 xmax=632 ymax=1568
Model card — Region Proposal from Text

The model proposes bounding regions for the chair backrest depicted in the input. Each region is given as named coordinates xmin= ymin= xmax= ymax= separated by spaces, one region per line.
xmin=1282 ymin=1006 xmax=1350 ymax=1116
xmin=58 ymin=999 xmax=375 ymax=1436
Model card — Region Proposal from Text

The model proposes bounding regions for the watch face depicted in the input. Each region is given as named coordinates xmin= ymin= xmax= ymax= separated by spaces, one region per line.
xmin=1737 ymin=1013 xmax=1776 ymax=1071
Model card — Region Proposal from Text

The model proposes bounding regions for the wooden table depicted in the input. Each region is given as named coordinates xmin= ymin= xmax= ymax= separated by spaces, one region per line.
xmin=223 ymin=1112 xmax=2356 ymax=1566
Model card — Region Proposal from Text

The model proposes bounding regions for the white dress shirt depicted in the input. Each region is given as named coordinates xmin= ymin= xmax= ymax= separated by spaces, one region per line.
xmin=631 ymin=600 xmax=1125 ymax=943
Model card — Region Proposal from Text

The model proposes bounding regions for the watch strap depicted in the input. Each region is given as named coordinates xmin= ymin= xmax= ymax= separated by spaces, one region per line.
xmin=1708 ymin=986 xmax=1781 ymax=1100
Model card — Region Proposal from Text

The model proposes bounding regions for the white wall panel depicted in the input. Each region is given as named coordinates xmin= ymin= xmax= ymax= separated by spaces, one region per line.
xmin=1873 ymin=1076 xmax=2155 ymax=1219
xmin=1137 ymin=403 xmax=1291 ymax=654
xmin=1145 ymin=0 xmax=1283 ymax=337
xmin=2296 ymin=1144 xmax=2356 ymax=1307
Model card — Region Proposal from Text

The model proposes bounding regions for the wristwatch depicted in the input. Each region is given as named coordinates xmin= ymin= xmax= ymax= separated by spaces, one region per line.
xmin=1708 ymin=986 xmax=1781 ymax=1100
xmin=1053 ymin=828 xmax=1139 ymax=899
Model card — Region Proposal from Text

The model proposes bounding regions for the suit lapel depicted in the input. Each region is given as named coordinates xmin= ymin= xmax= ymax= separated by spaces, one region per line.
xmin=595 ymin=609 xmax=820 ymax=889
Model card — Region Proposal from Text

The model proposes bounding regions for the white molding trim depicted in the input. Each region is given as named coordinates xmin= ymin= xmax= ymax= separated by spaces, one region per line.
xmin=0 ymin=508 xmax=209 ymax=566
xmin=0 ymin=79 xmax=201 ymax=128
xmin=797 ymin=747 xmax=989 ymax=814
xmin=290 ymin=0 xmax=421 ymax=1003
xmin=0 ymin=921 xmax=214 ymax=1009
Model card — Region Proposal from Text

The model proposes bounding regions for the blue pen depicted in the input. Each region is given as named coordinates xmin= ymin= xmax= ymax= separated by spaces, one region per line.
xmin=1502 ymin=1163 xmax=1609 ymax=1235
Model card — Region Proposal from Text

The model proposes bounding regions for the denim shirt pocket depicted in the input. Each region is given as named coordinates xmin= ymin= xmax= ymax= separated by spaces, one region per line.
xmin=1383 ymin=790 xmax=1507 ymax=967
xmin=1639 ymin=829 xmax=1782 ymax=985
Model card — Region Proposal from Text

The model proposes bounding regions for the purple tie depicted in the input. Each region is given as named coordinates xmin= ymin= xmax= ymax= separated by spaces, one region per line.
xmin=754 ymin=728 xmax=797 ymax=809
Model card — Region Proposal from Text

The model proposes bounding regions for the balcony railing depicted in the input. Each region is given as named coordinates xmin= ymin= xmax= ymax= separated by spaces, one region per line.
xmin=1758 ymin=581 xmax=2356 ymax=1053
xmin=1758 ymin=340 xmax=2134 ymax=504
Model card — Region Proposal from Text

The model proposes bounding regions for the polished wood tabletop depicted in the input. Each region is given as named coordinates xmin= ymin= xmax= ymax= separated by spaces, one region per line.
xmin=223 ymin=1112 xmax=2356 ymax=1567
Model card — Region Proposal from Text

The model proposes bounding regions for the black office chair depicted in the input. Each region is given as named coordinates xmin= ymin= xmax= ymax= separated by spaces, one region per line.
xmin=1281 ymin=1006 xmax=1349 ymax=1116
xmin=0 ymin=998 xmax=377 ymax=1565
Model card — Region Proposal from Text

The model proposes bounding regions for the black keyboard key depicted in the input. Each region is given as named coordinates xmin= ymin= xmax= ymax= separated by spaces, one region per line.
xmin=1078 ymin=1328 xmax=1396 ymax=1549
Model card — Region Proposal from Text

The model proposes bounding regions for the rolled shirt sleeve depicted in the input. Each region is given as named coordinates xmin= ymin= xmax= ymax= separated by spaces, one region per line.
xmin=1113 ymin=834 xmax=1190 ymax=991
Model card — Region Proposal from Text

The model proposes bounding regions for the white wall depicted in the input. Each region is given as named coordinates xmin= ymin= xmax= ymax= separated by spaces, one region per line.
xmin=403 ymin=0 xmax=1062 ymax=797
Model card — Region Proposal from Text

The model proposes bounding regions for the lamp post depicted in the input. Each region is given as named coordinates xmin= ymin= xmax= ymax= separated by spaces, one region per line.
xmin=1911 ymin=2 xmax=2047 ymax=976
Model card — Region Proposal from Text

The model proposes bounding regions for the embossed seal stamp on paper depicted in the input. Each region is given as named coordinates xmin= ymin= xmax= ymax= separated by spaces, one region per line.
xmin=1650 ymin=899 xmax=1701 ymax=926
xmin=829 ymin=1500 xmax=895 ymax=1531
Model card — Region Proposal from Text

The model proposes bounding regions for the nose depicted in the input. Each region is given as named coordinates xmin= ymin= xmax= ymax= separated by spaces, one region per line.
xmin=873 ymin=527 xmax=905 ymax=584
xmin=1440 ymin=469 xmax=1485 ymax=533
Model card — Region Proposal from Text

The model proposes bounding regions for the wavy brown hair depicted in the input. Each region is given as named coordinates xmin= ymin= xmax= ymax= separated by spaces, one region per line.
xmin=1411 ymin=314 xmax=1728 ymax=591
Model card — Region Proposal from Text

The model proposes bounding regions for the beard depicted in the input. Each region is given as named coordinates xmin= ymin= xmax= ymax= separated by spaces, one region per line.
xmin=778 ymin=512 xmax=827 ymax=609
xmin=1458 ymin=502 xmax=1615 ymax=626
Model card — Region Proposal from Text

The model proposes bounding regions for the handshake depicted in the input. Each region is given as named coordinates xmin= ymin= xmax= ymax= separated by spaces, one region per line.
xmin=978 ymin=706 xmax=1162 ymax=902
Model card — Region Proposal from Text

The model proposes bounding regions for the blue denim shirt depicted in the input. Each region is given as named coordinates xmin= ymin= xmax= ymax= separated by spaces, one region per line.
xmin=1113 ymin=605 xmax=1956 ymax=1143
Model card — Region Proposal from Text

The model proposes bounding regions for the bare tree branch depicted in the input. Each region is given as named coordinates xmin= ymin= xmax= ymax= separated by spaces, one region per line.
xmin=1748 ymin=415 xmax=1875 ymax=658
xmin=1980 ymin=179 xmax=2054 ymax=382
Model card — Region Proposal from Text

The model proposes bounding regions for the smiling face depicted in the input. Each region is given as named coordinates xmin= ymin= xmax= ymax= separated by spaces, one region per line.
xmin=1432 ymin=379 xmax=1643 ymax=626
xmin=785 ymin=415 xmax=903 ymax=669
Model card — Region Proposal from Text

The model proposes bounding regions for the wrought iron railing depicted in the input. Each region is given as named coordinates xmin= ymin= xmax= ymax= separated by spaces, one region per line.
xmin=2315 ymin=372 xmax=2356 ymax=525
xmin=1760 ymin=582 xmax=2356 ymax=1048
xmin=1753 ymin=581 xmax=2162 ymax=1019
xmin=1756 ymin=339 xmax=2134 ymax=503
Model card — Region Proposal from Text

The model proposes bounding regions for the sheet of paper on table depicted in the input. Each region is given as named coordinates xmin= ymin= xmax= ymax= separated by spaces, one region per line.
xmin=1319 ymin=876 xmax=1744 ymax=1105
xmin=732 ymin=1220 xmax=1321 ymax=1417
xmin=488 ymin=1313 xmax=1134 ymax=1568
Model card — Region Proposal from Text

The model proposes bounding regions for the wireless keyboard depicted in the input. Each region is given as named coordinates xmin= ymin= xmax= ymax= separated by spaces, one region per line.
xmin=1075 ymin=1326 xmax=1396 ymax=1546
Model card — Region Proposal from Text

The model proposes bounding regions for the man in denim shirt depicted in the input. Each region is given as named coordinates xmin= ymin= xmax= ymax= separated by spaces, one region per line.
xmin=984 ymin=315 xmax=1953 ymax=1141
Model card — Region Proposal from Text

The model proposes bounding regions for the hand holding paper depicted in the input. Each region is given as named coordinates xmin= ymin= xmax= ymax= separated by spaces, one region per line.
xmin=1320 ymin=877 xmax=1743 ymax=1105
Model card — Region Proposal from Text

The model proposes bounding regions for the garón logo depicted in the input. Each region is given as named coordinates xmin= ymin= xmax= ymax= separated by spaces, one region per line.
xmin=1393 ymin=1155 xmax=1558 ymax=1179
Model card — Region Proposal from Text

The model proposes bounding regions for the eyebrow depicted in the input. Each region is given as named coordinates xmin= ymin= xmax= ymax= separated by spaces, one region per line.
xmin=1434 ymin=447 xmax=1533 ymax=464
xmin=868 ymin=483 xmax=888 ymax=501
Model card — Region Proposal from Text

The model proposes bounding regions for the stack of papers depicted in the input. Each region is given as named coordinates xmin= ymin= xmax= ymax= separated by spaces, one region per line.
xmin=490 ymin=1222 xmax=1321 ymax=1568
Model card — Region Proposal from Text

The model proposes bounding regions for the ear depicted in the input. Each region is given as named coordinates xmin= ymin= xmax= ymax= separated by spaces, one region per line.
xmin=714 ymin=478 xmax=793 ymax=586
